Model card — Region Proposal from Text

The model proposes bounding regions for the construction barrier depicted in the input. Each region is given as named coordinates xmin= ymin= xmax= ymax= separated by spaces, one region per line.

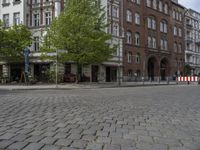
xmin=177 ymin=76 xmax=199 ymax=84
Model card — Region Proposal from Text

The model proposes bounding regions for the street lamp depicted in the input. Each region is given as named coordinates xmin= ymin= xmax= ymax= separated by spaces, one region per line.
xmin=55 ymin=49 xmax=58 ymax=88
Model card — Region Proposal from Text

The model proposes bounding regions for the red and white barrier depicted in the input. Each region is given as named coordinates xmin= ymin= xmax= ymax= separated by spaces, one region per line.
xmin=177 ymin=76 xmax=198 ymax=82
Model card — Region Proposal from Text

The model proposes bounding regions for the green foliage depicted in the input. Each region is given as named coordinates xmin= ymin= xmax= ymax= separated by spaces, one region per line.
xmin=184 ymin=64 xmax=191 ymax=76
xmin=0 ymin=22 xmax=32 ymax=61
xmin=41 ymin=0 xmax=115 ymax=65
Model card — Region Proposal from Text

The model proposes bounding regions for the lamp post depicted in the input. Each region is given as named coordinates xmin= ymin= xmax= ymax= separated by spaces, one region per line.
xmin=55 ymin=49 xmax=58 ymax=88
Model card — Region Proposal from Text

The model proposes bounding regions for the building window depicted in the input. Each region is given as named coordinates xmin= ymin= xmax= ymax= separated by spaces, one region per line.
xmin=112 ymin=23 xmax=119 ymax=36
xmin=160 ymin=39 xmax=168 ymax=50
xmin=127 ymin=31 xmax=132 ymax=44
xmin=148 ymin=36 xmax=156 ymax=48
xmin=152 ymin=37 xmax=156 ymax=48
xmin=45 ymin=12 xmax=51 ymax=25
xmin=179 ymin=13 xmax=182 ymax=21
xmin=153 ymin=0 xmax=157 ymax=9
xmin=126 ymin=10 xmax=132 ymax=22
xmin=159 ymin=1 xmax=163 ymax=12
xmin=33 ymin=13 xmax=39 ymax=26
xmin=33 ymin=36 xmax=39 ymax=51
xmin=13 ymin=0 xmax=21 ymax=3
xmin=135 ymin=0 xmax=140 ymax=5
xmin=135 ymin=33 xmax=140 ymax=46
xmin=178 ymin=28 xmax=182 ymax=37
xmin=128 ymin=70 xmax=133 ymax=77
xmin=128 ymin=52 xmax=132 ymax=63
xmin=112 ymin=6 xmax=119 ymax=18
xmin=146 ymin=0 xmax=151 ymax=7
xmin=33 ymin=0 xmax=39 ymax=4
xmin=176 ymin=12 xmax=179 ymax=20
xmin=136 ymin=53 xmax=141 ymax=64
xmin=2 ymin=0 xmax=10 ymax=5
xmin=172 ymin=10 xmax=175 ymax=19
xmin=135 ymin=13 xmax=140 ymax=25
xmin=164 ymin=4 xmax=168 ymax=14
xmin=3 ymin=14 xmax=9 ymax=27
xmin=13 ymin=12 xmax=20 ymax=25
xmin=173 ymin=26 xmax=177 ymax=36
xmin=174 ymin=42 xmax=177 ymax=52
xmin=160 ymin=20 xmax=167 ymax=33
xmin=178 ymin=43 xmax=182 ymax=53
xmin=148 ymin=16 xmax=156 ymax=30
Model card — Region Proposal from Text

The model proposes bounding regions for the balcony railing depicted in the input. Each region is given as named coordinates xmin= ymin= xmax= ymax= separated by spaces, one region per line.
xmin=186 ymin=22 xmax=193 ymax=29
xmin=185 ymin=37 xmax=193 ymax=43
xmin=195 ymin=39 xmax=200 ymax=45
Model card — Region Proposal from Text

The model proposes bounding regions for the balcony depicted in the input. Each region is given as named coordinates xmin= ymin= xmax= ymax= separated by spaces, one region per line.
xmin=195 ymin=39 xmax=200 ymax=45
xmin=43 ymin=1 xmax=53 ymax=7
xmin=185 ymin=37 xmax=193 ymax=43
xmin=186 ymin=22 xmax=193 ymax=29
xmin=185 ymin=49 xmax=194 ymax=55
xmin=30 ymin=2 xmax=40 ymax=9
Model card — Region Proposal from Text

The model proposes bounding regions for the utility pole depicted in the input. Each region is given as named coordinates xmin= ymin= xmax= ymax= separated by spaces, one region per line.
xmin=56 ymin=49 xmax=58 ymax=88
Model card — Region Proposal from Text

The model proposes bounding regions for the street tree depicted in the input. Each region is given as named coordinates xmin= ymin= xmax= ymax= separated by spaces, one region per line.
xmin=0 ymin=22 xmax=32 ymax=61
xmin=41 ymin=0 xmax=116 ymax=82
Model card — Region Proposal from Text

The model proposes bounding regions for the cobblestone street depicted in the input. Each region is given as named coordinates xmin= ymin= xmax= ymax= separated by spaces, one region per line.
xmin=0 ymin=85 xmax=200 ymax=150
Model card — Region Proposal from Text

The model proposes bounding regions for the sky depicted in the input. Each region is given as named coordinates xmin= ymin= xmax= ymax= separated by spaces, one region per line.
xmin=178 ymin=0 xmax=200 ymax=11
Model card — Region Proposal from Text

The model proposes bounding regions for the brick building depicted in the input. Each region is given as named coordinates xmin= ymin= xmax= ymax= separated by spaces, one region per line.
xmin=123 ymin=0 xmax=185 ymax=81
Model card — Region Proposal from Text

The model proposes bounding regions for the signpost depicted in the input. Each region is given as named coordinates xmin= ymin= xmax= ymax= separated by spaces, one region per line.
xmin=24 ymin=47 xmax=30 ymax=84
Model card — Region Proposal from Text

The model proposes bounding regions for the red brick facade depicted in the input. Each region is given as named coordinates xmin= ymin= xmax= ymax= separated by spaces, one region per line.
xmin=123 ymin=0 xmax=185 ymax=81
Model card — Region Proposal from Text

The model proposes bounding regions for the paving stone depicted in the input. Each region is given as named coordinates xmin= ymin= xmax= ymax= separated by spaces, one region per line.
xmin=41 ymin=144 xmax=61 ymax=150
xmin=54 ymin=139 xmax=72 ymax=147
xmin=86 ymin=143 xmax=103 ymax=150
xmin=22 ymin=143 xmax=44 ymax=150
xmin=25 ymin=135 xmax=44 ymax=143
xmin=70 ymin=140 xmax=87 ymax=149
xmin=0 ymin=133 xmax=16 ymax=140
xmin=54 ymin=132 xmax=68 ymax=139
xmin=0 ymin=86 xmax=200 ymax=150
xmin=68 ymin=133 xmax=81 ymax=140
xmin=8 ymin=141 xmax=29 ymax=150
xmin=0 ymin=140 xmax=15 ymax=149
xmin=11 ymin=134 xmax=31 ymax=142
xmin=81 ymin=135 xmax=96 ymax=141
xmin=103 ymin=144 xmax=121 ymax=150
xmin=40 ymin=137 xmax=58 ymax=145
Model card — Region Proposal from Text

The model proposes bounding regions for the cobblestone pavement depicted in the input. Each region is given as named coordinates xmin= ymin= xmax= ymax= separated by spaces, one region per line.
xmin=0 ymin=85 xmax=200 ymax=150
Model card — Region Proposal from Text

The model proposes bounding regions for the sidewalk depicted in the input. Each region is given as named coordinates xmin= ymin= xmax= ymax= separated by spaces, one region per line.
xmin=0 ymin=81 xmax=182 ymax=91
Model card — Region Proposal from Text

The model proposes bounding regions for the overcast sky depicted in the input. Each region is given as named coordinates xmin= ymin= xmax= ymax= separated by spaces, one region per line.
xmin=178 ymin=0 xmax=200 ymax=11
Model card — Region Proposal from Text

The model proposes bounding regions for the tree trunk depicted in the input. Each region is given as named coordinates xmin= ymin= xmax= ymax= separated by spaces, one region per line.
xmin=75 ymin=63 xmax=79 ymax=84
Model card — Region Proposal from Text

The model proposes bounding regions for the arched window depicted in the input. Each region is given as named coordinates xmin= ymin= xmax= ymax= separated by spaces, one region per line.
xmin=147 ymin=16 xmax=156 ymax=29
xmin=135 ymin=13 xmax=140 ymax=25
xmin=136 ymin=53 xmax=141 ymax=64
xmin=135 ymin=32 xmax=140 ymax=46
xmin=127 ymin=52 xmax=132 ymax=63
xmin=126 ymin=31 xmax=132 ymax=44
xmin=160 ymin=20 xmax=167 ymax=33
xmin=173 ymin=26 xmax=177 ymax=36
xmin=126 ymin=10 xmax=132 ymax=22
